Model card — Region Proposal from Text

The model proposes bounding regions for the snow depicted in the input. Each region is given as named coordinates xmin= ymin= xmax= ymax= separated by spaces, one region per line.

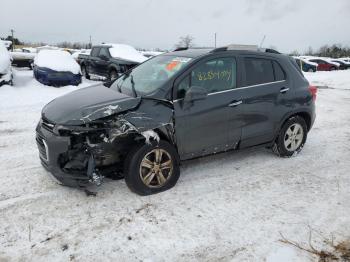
xmin=142 ymin=130 xmax=160 ymax=144
xmin=301 ymin=56 xmax=340 ymax=67
xmin=140 ymin=50 xmax=164 ymax=58
xmin=293 ymin=56 xmax=318 ymax=66
xmin=71 ymin=49 xmax=91 ymax=60
xmin=0 ymin=41 xmax=11 ymax=74
xmin=34 ymin=50 xmax=81 ymax=74
xmin=0 ymin=40 xmax=12 ymax=49
xmin=10 ymin=51 xmax=36 ymax=60
xmin=1 ymin=68 xmax=350 ymax=261
xmin=104 ymin=43 xmax=148 ymax=63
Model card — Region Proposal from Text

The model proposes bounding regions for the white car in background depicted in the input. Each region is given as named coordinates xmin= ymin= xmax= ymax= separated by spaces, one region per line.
xmin=140 ymin=50 xmax=164 ymax=58
xmin=0 ymin=41 xmax=13 ymax=86
xmin=71 ymin=49 xmax=91 ymax=61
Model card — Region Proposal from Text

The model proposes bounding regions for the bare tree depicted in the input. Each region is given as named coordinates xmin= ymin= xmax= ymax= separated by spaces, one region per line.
xmin=175 ymin=35 xmax=195 ymax=48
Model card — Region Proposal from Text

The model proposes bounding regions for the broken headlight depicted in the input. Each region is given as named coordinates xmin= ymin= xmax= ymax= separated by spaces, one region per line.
xmin=53 ymin=125 xmax=72 ymax=136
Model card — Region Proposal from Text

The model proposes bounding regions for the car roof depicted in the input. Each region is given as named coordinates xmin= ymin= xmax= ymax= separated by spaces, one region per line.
xmin=163 ymin=47 xmax=284 ymax=60
xmin=164 ymin=48 xmax=213 ymax=58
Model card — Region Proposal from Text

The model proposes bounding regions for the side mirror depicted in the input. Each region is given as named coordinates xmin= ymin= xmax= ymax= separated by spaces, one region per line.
xmin=184 ymin=86 xmax=208 ymax=103
xmin=103 ymin=79 xmax=115 ymax=88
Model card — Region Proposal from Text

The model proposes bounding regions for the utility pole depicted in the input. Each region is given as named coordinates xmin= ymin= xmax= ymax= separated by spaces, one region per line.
xmin=10 ymin=29 xmax=15 ymax=51
xmin=89 ymin=35 xmax=92 ymax=49
xmin=214 ymin=33 xmax=217 ymax=48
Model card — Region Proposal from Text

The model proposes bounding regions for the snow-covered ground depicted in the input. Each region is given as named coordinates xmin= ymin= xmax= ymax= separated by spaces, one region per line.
xmin=0 ymin=69 xmax=349 ymax=261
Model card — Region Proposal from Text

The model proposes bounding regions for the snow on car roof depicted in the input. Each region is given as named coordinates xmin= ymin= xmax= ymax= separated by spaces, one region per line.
xmin=0 ymin=41 xmax=11 ymax=74
xmin=302 ymin=56 xmax=340 ymax=67
xmin=293 ymin=56 xmax=318 ymax=66
xmin=34 ymin=50 xmax=81 ymax=74
xmin=11 ymin=51 xmax=36 ymax=60
xmin=103 ymin=43 xmax=147 ymax=63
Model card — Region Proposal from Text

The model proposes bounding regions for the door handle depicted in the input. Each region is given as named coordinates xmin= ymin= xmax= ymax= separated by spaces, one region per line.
xmin=280 ymin=87 xmax=289 ymax=93
xmin=228 ymin=100 xmax=243 ymax=107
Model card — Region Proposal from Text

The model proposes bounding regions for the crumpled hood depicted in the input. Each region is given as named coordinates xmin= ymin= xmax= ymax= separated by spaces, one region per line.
xmin=42 ymin=84 xmax=141 ymax=125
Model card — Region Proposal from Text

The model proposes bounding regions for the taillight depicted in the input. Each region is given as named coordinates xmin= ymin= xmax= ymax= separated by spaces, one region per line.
xmin=309 ymin=85 xmax=317 ymax=101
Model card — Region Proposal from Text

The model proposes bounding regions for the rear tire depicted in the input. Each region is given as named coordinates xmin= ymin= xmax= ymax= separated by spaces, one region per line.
xmin=273 ymin=116 xmax=308 ymax=157
xmin=330 ymin=66 xmax=336 ymax=71
xmin=81 ymin=65 xmax=90 ymax=79
xmin=124 ymin=140 xmax=180 ymax=195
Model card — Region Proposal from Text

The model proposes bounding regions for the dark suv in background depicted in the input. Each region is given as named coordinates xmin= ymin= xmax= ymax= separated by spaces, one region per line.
xmin=36 ymin=45 xmax=316 ymax=195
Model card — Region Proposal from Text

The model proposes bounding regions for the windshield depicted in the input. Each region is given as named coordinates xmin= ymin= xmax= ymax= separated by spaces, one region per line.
xmin=111 ymin=55 xmax=192 ymax=96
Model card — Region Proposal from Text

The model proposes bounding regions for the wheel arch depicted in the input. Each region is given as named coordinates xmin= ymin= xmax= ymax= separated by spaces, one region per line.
xmin=278 ymin=110 xmax=312 ymax=134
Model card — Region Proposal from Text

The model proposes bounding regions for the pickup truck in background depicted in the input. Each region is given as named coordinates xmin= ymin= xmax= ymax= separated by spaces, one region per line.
xmin=77 ymin=44 xmax=148 ymax=80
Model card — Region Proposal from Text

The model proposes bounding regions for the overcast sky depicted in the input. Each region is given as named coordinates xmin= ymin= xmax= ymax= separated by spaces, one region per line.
xmin=1 ymin=0 xmax=349 ymax=53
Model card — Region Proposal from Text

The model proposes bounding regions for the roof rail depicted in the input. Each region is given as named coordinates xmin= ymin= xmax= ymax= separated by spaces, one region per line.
xmin=262 ymin=48 xmax=280 ymax=54
xmin=173 ymin=47 xmax=188 ymax=52
xmin=211 ymin=44 xmax=280 ymax=54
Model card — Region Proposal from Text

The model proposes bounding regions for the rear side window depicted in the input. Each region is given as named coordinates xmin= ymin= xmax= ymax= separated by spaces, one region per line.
xmin=273 ymin=61 xmax=286 ymax=81
xmin=91 ymin=47 xmax=100 ymax=57
xmin=244 ymin=58 xmax=274 ymax=86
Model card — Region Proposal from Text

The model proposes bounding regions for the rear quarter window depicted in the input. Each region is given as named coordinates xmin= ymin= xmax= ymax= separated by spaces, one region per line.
xmin=244 ymin=58 xmax=274 ymax=86
xmin=273 ymin=61 xmax=286 ymax=81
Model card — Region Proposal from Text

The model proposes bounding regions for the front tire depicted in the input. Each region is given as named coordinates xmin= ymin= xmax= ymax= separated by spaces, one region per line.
xmin=124 ymin=140 xmax=180 ymax=195
xmin=273 ymin=116 xmax=308 ymax=157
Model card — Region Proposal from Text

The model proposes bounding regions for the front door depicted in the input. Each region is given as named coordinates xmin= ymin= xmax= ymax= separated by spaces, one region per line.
xmin=95 ymin=47 xmax=110 ymax=76
xmin=173 ymin=56 xmax=242 ymax=160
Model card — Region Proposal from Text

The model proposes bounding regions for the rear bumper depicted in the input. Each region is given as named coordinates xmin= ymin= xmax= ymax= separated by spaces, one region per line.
xmin=34 ymin=67 xmax=82 ymax=86
xmin=36 ymin=123 xmax=90 ymax=187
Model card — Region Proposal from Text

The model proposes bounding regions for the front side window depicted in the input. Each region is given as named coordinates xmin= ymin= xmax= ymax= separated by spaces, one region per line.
xmin=91 ymin=47 xmax=100 ymax=57
xmin=244 ymin=58 xmax=274 ymax=86
xmin=111 ymin=55 xmax=192 ymax=96
xmin=176 ymin=57 xmax=237 ymax=99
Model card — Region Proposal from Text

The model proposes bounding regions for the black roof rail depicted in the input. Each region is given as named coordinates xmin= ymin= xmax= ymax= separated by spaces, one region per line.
xmin=210 ymin=47 xmax=228 ymax=53
xmin=263 ymin=48 xmax=280 ymax=54
xmin=173 ymin=47 xmax=188 ymax=52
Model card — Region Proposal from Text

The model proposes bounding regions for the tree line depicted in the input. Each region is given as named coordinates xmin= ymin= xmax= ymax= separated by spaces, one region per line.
xmin=291 ymin=44 xmax=350 ymax=58
xmin=2 ymin=34 xmax=350 ymax=58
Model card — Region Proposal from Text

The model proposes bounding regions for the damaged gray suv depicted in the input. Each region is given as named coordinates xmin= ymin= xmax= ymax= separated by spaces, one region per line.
xmin=36 ymin=45 xmax=316 ymax=195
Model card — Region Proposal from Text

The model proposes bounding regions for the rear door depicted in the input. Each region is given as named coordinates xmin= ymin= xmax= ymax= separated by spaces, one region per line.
xmin=238 ymin=56 xmax=290 ymax=147
xmin=173 ymin=55 xmax=243 ymax=159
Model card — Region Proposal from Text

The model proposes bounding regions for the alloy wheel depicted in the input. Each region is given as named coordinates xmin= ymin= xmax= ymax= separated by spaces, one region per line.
xmin=139 ymin=149 xmax=173 ymax=188
xmin=284 ymin=123 xmax=304 ymax=152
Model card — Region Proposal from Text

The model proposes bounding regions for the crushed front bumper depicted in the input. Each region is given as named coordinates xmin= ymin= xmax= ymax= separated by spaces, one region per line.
xmin=36 ymin=122 xmax=90 ymax=187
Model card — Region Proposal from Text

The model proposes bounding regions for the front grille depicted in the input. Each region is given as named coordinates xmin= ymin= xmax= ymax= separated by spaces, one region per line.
xmin=36 ymin=131 xmax=49 ymax=162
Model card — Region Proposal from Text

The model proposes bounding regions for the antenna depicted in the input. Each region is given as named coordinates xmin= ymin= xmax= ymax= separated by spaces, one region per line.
xmin=259 ymin=35 xmax=266 ymax=48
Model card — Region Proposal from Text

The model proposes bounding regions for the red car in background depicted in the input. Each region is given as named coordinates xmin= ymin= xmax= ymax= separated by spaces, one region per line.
xmin=308 ymin=58 xmax=339 ymax=71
